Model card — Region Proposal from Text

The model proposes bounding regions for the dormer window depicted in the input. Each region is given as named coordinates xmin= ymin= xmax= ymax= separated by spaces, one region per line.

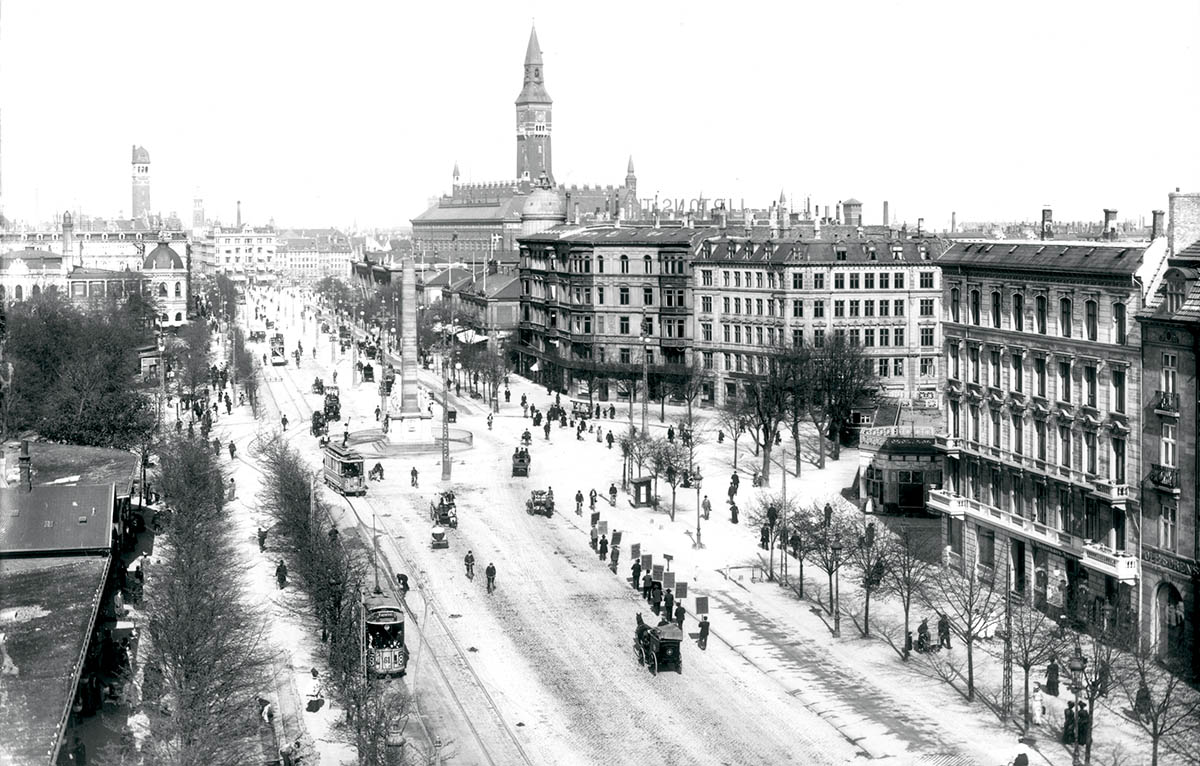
xmin=835 ymin=248 xmax=847 ymax=261
xmin=1166 ymin=279 xmax=1186 ymax=313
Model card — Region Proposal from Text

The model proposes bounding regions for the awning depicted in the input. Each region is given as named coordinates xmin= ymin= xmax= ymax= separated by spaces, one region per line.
xmin=454 ymin=329 xmax=487 ymax=344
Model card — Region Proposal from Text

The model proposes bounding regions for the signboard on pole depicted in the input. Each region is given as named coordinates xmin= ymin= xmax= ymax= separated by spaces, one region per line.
xmin=590 ymin=511 xmax=601 ymax=526
xmin=631 ymin=543 xmax=641 ymax=560
xmin=611 ymin=531 xmax=623 ymax=548
xmin=652 ymin=564 xmax=664 ymax=582
xmin=694 ymin=595 xmax=709 ymax=614
xmin=675 ymin=582 xmax=688 ymax=599
xmin=599 ymin=521 xmax=608 ymax=536
xmin=663 ymin=571 xmax=676 ymax=590
xmin=641 ymin=554 xmax=652 ymax=570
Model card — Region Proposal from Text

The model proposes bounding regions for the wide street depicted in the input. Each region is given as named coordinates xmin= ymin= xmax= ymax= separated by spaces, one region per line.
xmin=235 ymin=286 xmax=1065 ymax=766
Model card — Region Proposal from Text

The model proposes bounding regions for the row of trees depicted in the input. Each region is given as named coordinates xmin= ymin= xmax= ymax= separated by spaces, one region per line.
xmin=257 ymin=438 xmax=429 ymax=765
xmin=744 ymin=493 xmax=1200 ymax=765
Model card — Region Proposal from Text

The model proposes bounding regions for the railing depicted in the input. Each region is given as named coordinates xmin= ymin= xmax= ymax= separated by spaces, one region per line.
xmin=1150 ymin=464 xmax=1180 ymax=490
xmin=1154 ymin=390 xmax=1180 ymax=414
xmin=1082 ymin=541 xmax=1139 ymax=581
xmin=934 ymin=434 xmax=962 ymax=452
xmin=928 ymin=489 xmax=1084 ymax=554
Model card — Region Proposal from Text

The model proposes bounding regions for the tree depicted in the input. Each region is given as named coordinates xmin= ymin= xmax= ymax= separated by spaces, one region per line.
xmin=805 ymin=499 xmax=860 ymax=615
xmin=880 ymin=527 xmax=936 ymax=661
xmin=717 ymin=398 xmax=752 ymax=471
xmin=745 ymin=492 xmax=800 ymax=583
xmin=847 ymin=520 xmax=892 ymax=638
xmin=779 ymin=342 xmax=816 ymax=477
xmin=741 ymin=351 xmax=789 ymax=483
xmin=1072 ymin=617 xmax=1128 ymax=764
xmin=669 ymin=353 xmax=709 ymax=426
xmin=921 ymin=562 xmax=1002 ymax=702
xmin=822 ymin=336 xmax=876 ymax=460
xmin=1114 ymin=647 xmax=1200 ymax=766
xmin=653 ymin=438 xmax=689 ymax=521
xmin=1005 ymin=594 xmax=1066 ymax=732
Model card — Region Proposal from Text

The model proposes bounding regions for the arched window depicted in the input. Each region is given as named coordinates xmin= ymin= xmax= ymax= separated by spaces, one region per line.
xmin=1059 ymin=298 xmax=1072 ymax=337
xmin=970 ymin=290 xmax=981 ymax=325
xmin=1085 ymin=300 xmax=1098 ymax=341
xmin=1036 ymin=295 xmax=1047 ymax=334
xmin=643 ymin=255 xmax=652 ymax=274
xmin=596 ymin=256 xmax=604 ymax=274
xmin=950 ymin=288 xmax=960 ymax=322
xmin=175 ymin=312 xmax=183 ymax=322
xmin=1012 ymin=293 xmax=1025 ymax=331
xmin=1113 ymin=302 xmax=1127 ymax=345
xmin=990 ymin=291 xmax=1001 ymax=328
xmin=14 ymin=285 xmax=22 ymax=301
xmin=620 ymin=255 xmax=629 ymax=274
xmin=174 ymin=282 xmax=182 ymax=297
xmin=32 ymin=285 xmax=40 ymax=297
xmin=158 ymin=283 xmax=168 ymax=297
xmin=160 ymin=313 xmax=168 ymax=324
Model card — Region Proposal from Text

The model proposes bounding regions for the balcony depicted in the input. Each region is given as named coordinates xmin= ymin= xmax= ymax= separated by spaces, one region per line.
xmin=1090 ymin=479 xmax=1130 ymax=508
xmin=934 ymin=434 xmax=962 ymax=456
xmin=1154 ymin=390 xmax=1180 ymax=416
xmin=1081 ymin=541 xmax=1140 ymax=583
xmin=927 ymin=488 xmax=966 ymax=517
xmin=1150 ymin=464 xmax=1181 ymax=494
xmin=927 ymin=489 xmax=1084 ymax=554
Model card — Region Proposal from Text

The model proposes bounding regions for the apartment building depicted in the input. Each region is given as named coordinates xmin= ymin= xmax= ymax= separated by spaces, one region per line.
xmin=929 ymin=237 xmax=1168 ymax=634
xmin=692 ymin=237 xmax=946 ymax=407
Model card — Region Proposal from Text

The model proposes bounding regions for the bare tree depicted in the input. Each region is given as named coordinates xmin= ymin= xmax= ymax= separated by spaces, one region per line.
xmin=716 ymin=397 xmax=752 ymax=471
xmin=805 ymin=499 xmax=860 ymax=615
xmin=1073 ymin=619 xmax=1128 ymax=765
xmin=921 ymin=562 xmax=1002 ymax=702
xmin=1007 ymin=594 xmax=1066 ymax=732
xmin=745 ymin=492 xmax=802 ymax=583
xmin=1114 ymin=647 xmax=1200 ymax=766
xmin=823 ymin=336 xmax=876 ymax=461
xmin=653 ymin=438 xmax=690 ymax=521
xmin=779 ymin=342 xmax=815 ymax=477
xmin=742 ymin=352 xmax=789 ymax=483
xmin=847 ymin=520 xmax=892 ymax=638
xmin=670 ymin=353 xmax=709 ymax=426
xmin=879 ymin=527 xmax=936 ymax=661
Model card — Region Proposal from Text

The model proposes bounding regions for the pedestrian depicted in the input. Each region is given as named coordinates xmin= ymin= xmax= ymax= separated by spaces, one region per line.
xmin=675 ymin=603 xmax=685 ymax=629
xmin=606 ymin=430 xmax=614 ymax=449
xmin=258 ymin=526 xmax=268 ymax=552
xmin=917 ymin=618 xmax=931 ymax=653
xmin=213 ymin=437 xmax=221 ymax=455
xmin=589 ymin=488 xmax=598 ymax=509
xmin=575 ymin=490 xmax=584 ymax=515
xmin=276 ymin=560 xmax=288 ymax=589
xmin=611 ymin=544 xmax=621 ymax=572
xmin=608 ymin=404 xmax=616 ymax=419
xmin=631 ymin=560 xmax=642 ymax=590
xmin=485 ymin=562 xmax=496 ymax=594
xmin=702 ymin=495 xmax=711 ymax=519
xmin=609 ymin=483 xmax=618 ymax=506
xmin=281 ymin=414 xmax=289 ymax=430
xmin=652 ymin=586 xmax=663 ymax=615
xmin=464 ymin=550 xmax=475 ymax=579
xmin=544 ymin=421 xmax=551 ymax=440
xmin=730 ymin=502 xmax=739 ymax=524
xmin=731 ymin=472 xmax=740 ymax=492
xmin=1135 ymin=681 xmax=1152 ymax=722
xmin=938 ymin=613 xmax=951 ymax=649
xmin=698 ymin=615 xmax=710 ymax=650
xmin=175 ymin=418 xmax=183 ymax=433
xmin=374 ymin=405 xmax=381 ymax=421
xmin=663 ymin=588 xmax=674 ymax=619
xmin=590 ymin=524 xmax=599 ymax=551
xmin=1031 ymin=683 xmax=1046 ymax=726
xmin=229 ymin=441 xmax=237 ymax=460
xmin=667 ymin=425 xmax=675 ymax=442
xmin=411 ymin=466 xmax=419 ymax=487
xmin=728 ymin=482 xmax=737 ymax=503
xmin=598 ymin=534 xmax=608 ymax=562
xmin=1062 ymin=701 xmax=1076 ymax=744
xmin=342 ymin=427 xmax=349 ymax=448
xmin=642 ymin=571 xmax=653 ymax=600
xmin=1012 ymin=755 xmax=1030 ymax=766
xmin=760 ymin=524 xmax=770 ymax=550
xmin=1077 ymin=702 xmax=1091 ymax=746
xmin=225 ymin=396 xmax=232 ymax=415
xmin=718 ymin=430 xmax=725 ymax=443
xmin=1045 ymin=655 xmax=1060 ymax=696
xmin=228 ymin=477 xmax=237 ymax=500
xmin=72 ymin=736 xmax=87 ymax=766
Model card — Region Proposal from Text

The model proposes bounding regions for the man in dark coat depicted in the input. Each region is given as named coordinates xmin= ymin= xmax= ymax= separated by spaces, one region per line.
xmin=642 ymin=572 xmax=653 ymax=600
xmin=937 ymin=613 xmax=951 ymax=649
xmin=698 ymin=615 xmax=710 ymax=650
xmin=608 ymin=404 xmax=616 ymax=419
xmin=606 ymin=431 xmax=614 ymax=449
xmin=598 ymin=534 xmax=609 ymax=562
xmin=631 ymin=560 xmax=642 ymax=590
xmin=485 ymin=563 xmax=497 ymax=593
xmin=663 ymin=588 xmax=675 ymax=619
xmin=760 ymin=524 xmax=770 ymax=550
xmin=276 ymin=560 xmax=288 ymax=589
xmin=258 ymin=526 xmax=268 ymax=552
xmin=1045 ymin=655 xmax=1060 ymax=696
xmin=590 ymin=524 xmax=599 ymax=551
xmin=675 ymin=603 xmax=686 ymax=629
xmin=1062 ymin=701 xmax=1076 ymax=744
xmin=730 ymin=502 xmax=739 ymax=524
xmin=652 ymin=586 xmax=663 ymax=615
xmin=1077 ymin=702 xmax=1091 ymax=745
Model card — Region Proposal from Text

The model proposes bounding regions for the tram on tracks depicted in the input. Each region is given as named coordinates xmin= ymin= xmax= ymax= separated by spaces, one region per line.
xmin=361 ymin=585 xmax=407 ymax=677
xmin=269 ymin=332 xmax=288 ymax=366
xmin=322 ymin=443 xmax=366 ymax=496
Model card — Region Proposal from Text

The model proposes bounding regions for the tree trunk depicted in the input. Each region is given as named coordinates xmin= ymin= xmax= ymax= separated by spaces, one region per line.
xmin=830 ymin=421 xmax=841 ymax=459
xmin=827 ymin=571 xmax=834 ymax=614
xmin=1022 ymin=668 xmax=1031 ymax=732
xmin=733 ymin=435 xmax=740 ymax=470
xmin=862 ymin=589 xmax=871 ymax=637
xmin=670 ymin=487 xmax=676 ymax=521
xmin=761 ymin=445 xmax=772 ymax=483
xmin=902 ymin=600 xmax=910 ymax=661
xmin=966 ymin=639 xmax=976 ymax=702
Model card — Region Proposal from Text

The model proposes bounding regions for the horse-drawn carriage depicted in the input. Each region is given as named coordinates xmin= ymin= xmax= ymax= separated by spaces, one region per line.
xmin=249 ymin=329 xmax=267 ymax=343
xmin=634 ymin=614 xmax=683 ymax=674
xmin=526 ymin=489 xmax=554 ymax=517
xmin=311 ymin=410 xmax=328 ymax=437
xmin=430 ymin=491 xmax=458 ymax=528
xmin=324 ymin=387 xmax=341 ymax=421
xmin=312 ymin=377 xmax=325 ymax=395
xmin=362 ymin=364 xmax=375 ymax=383
xmin=512 ymin=447 xmax=530 ymax=477
xmin=571 ymin=399 xmax=593 ymax=421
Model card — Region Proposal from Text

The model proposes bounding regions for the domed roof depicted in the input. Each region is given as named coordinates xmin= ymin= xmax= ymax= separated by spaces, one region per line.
xmin=521 ymin=173 xmax=566 ymax=221
xmin=144 ymin=242 xmax=183 ymax=270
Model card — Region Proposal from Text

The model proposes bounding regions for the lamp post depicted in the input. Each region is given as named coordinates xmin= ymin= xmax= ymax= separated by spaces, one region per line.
xmin=831 ymin=539 xmax=843 ymax=638
xmin=639 ymin=310 xmax=650 ymax=434
xmin=693 ymin=465 xmax=704 ymax=549
xmin=1067 ymin=647 xmax=1087 ymax=765
xmin=441 ymin=360 xmax=460 ymax=481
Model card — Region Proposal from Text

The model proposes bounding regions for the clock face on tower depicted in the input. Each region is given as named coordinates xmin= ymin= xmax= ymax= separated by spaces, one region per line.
xmin=534 ymin=67 xmax=541 ymax=79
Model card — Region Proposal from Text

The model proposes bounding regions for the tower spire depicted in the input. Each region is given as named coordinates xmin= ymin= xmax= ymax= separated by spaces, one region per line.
xmin=515 ymin=26 xmax=553 ymax=185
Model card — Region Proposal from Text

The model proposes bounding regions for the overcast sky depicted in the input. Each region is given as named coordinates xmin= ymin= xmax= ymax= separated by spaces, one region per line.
xmin=1 ymin=0 xmax=1198 ymax=231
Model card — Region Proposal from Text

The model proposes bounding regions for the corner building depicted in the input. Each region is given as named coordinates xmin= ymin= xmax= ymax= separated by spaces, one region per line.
xmin=930 ymin=238 xmax=1168 ymax=636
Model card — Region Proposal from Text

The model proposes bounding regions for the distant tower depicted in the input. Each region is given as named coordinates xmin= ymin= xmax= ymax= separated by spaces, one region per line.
xmin=842 ymin=198 xmax=863 ymax=228
xmin=453 ymin=161 xmax=461 ymax=187
xmin=193 ymin=197 xmax=205 ymax=229
xmin=131 ymin=145 xmax=151 ymax=221
xmin=623 ymin=156 xmax=637 ymax=219
xmin=515 ymin=26 xmax=553 ymax=185
xmin=61 ymin=211 xmax=74 ymax=261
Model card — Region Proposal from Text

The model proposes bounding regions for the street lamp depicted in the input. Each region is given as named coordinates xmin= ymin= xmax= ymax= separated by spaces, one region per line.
xmin=831 ymin=539 xmax=843 ymax=638
xmin=441 ymin=361 xmax=461 ymax=481
xmin=693 ymin=465 xmax=704 ymax=549
xmin=1067 ymin=647 xmax=1087 ymax=765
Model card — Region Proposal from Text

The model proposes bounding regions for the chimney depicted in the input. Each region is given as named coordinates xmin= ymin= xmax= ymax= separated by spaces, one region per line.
xmin=1152 ymin=210 xmax=1165 ymax=239
xmin=1041 ymin=207 xmax=1053 ymax=240
xmin=716 ymin=204 xmax=727 ymax=231
xmin=236 ymin=200 xmax=242 ymax=228
xmin=824 ymin=205 xmax=830 ymax=223
xmin=882 ymin=200 xmax=889 ymax=227
xmin=18 ymin=439 xmax=31 ymax=493
xmin=836 ymin=200 xmax=842 ymax=224
xmin=917 ymin=218 xmax=924 ymax=237
xmin=1103 ymin=209 xmax=1117 ymax=240
xmin=950 ymin=211 xmax=956 ymax=234
xmin=1168 ymin=189 xmax=1200 ymax=256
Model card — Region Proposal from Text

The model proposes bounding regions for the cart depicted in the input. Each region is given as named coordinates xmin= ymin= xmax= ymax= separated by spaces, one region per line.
xmin=526 ymin=489 xmax=554 ymax=517
xmin=512 ymin=448 xmax=530 ymax=477
xmin=311 ymin=411 xmax=327 ymax=437
xmin=362 ymin=365 xmax=375 ymax=383
xmin=324 ymin=386 xmax=341 ymax=421
xmin=312 ymin=377 xmax=325 ymax=395
xmin=634 ymin=617 xmax=683 ymax=675
xmin=430 ymin=491 xmax=458 ymax=528
xmin=571 ymin=399 xmax=593 ymax=421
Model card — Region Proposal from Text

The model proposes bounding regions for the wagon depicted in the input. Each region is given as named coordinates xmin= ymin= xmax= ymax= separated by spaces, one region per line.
xmin=634 ymin=617 xmax=683 ymax=675
xmin=430 ymin=491 xmax=458 ymax=528
xmin=311 ymin=410 xmax=327 ymax=437
xmin=526 ymin=489 xmax=554 ymax=517
xmin=512 ymin=448 xmax=530 ymax=477
xmin=362 ymin=365 xmax=375 ymax=383
xmin=312 ymin=377 xmax=325 ymax=395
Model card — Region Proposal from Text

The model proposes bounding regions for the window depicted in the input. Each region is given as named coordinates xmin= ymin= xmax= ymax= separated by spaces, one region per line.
xmin=970 ymin=290 xmax=981 ymax=325
xmin=1012 ymin=293 xmax=1024 ymax=331
xmin=734 ymin=298 xmax=742 ymax=314
xmin=643 ymin=287 xmax=654 ymax=306
xmin=1036 ymin=420 xmax=1047 ymax=460
xmin=701 ymin=323 xmax=712 ymax=341
xmin=620 ymin=287 xmax=630 ymax=305
xmin=1085 ymin=431 xmax=1097 ymax=474
xmin=880 ymin=273 xmax=890 ymax=290
xmin=1059 ymin=298 xmax=1072 ymax=337
xmin=723 ymin=325 xmax=731 ymax=342
xmin=1112 ymin=438 xmax=1126 ymax=483
xmin=1162 ymin=353 xmax=1177 ymax=394
xmin=950 ymin=288 xmax=960 ymax=322
xmin=893 ymin=358 xmax=904 ymax=377
xmin=879 ymin=328 xmax=890 ymax=346
xmin=1036 ymin=295 xmax=1047 ymax=334
xmin=850 ymin=329 xmax=860 ymax=346
xmin=1166 ymin=280 xmax=1185 ymax=313
xmin=879 ymin=300 xmax=890 ymax=317
xmin=1162 ymin=423 xmax=1177 ymax=467
xmin=814 ymin=273 xmax=825 ymax=289
xmin=894 ymin=300 xmax=904 ymax=316
xmin=702 ymin=296 xmax=712 ymax=313
xmin=792 ymin=329 xmax=803 ymax=347
xmin=990 ymin=349 xmax=1001 ymax=387
xmin=849 ymin=300 xmax=860 ymax=317
xmin=978 ymin=528 xmax=995 ymax=568
xmin=948 ymin=517 xmax=964 ymax=556
xmin=620 ymin=255 xmax=629 ymax=274
xmin=1113 ymin=302 xmax=1126 ymax=344
xmin=920 ymin=271 xmax=934 ymax=289
xmin=836 ymin=248 xmax=847 ymax=262
xmin=1035 ymin=483 xmax=1048 ymax=524
xmin=970 ymin=405 xmax=980 ymax=441
xmin=792 ymin=300 xmax=803 ymax=318
xmin=864 ymin=300 xmax=875 ymax=317
xmin=834 ymin=300 xmax=845 ymax=317
xmin=620 ymin=316 xmax=630 ymax=334
xmin=1085 ymin=300 xmax=1098 ymax=341
xmin=864 ymin=329 xmax=875 ymax=346
xmin=1084 ymin=366 xmax=1097 ymax=408
xmin=620 ymin=348 xmax=631 ymax=364
xmin=643 ymin=256 xmax=653 ymax=274
xmin=920 ymin=327 xmax=933 ymax=347
xmin=597 ymin=287 xmax=605 ymax=304
xmin=813 ymin=329 xmax=825 ymax=348
xmin=1012 ymin=416 xmax=1023 ymax=455
xmin=1012 ymin=353 xmax=1023 ymax=392
xmin=920 ymin=298 xmax=934 ymax=316
xmin=991 ymin=291 xmax=1002 ymax=328
xmin=701 ymin=268 xmax=711 ymax=285
xmin=879 ymin=358 xmax=889 ymax=377
xmin=1057 ymin=488 xmax=1071 ymax=531
xmin=703 ymin=351 xmax=714 ymax=369
xmin=949 ymin=343 xmax=960 ymax=379
xmin=834 ymin=273 xmax=844 ymax=290
xmin=813 ymin=300 xmax=825 ymax=318
xmin=1059 ymin=426 xmax=1071 ymax=467
xmin=755 ymin=299 xmax=764 ymax=315
xmin=950 ymin=401 xmax=960 ymax=437
xmin=895 ymin=273 xmax=905 ymax=289
xmin=970 ymin=347 xmax=981 ymax=383
xmin=722 ymin=271 xmax=730 ymax=287
xmin=920 ymin=357 xmax=934 ymax=376
xmin=734 ymin=326 xmax=742 ymax=344
xmin=792 ymin=272 xmax=803 ymax=289
xmin=1112 ymin=368 xmax=1126 ymax=413
xmin=850 ymin=273 xmax=860 ymax=290
xmin=1058 ymin=361 xmax=1071 ymax=402
xmin=1160 ymin=504 xmax=1177 ymax=550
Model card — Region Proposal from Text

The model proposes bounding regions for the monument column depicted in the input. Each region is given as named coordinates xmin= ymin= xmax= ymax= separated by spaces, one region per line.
xmin=399 ymin=257 xmax=421 ymax=415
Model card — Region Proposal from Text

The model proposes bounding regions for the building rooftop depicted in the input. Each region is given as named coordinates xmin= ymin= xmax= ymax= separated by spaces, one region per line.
xmin=2 ymin=442 xmax=138 ymax=491
xmin=0 ymin=555 xmax=110 ymax=766
xmin=694 ymin=237 xmax=947 ymax=265
xmin=0 ymin=484 xmax=115 ymax=556
xmin=939 ymin=239 xmax=1151 ymax=276
xmin=412 ymin=195 xmax=526 ymax=225
xmin=522 ymin=225 xmax=716 ymax=247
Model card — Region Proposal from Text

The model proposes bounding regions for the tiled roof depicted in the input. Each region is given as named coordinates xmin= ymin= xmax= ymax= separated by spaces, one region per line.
xmin=67 ymin=267 xmax=140 ymax=280
xmin=1 ymin=250 xmax=64 ymax=269
xmin=1174 ymin=238 xmax=1200 ymax=260
xmin=939 ymin=239 xmax=1149 ymax=276
xmin=521 ymin=225 xmax=716 ymax=247
xmin=0 ymin=556 xmax=109 ymax=766
xmin=412 ymin=196 xmax=525 ymax=224
xmin=695 ymin=237 xmax=948 ymax=264
xmin=0 ymin=484 xmax=115 ymax=556
xmin=14 ymin=443 xmax=138 ymax=490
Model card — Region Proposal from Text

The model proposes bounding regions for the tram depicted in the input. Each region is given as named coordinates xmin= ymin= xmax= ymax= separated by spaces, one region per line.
xmin=322 ymin=442 xmax=366 ymax=496
xmin=362 ymin=586 xmax=407 ymax=677
xmin=269 ymin=333 xmax=288 ymax=366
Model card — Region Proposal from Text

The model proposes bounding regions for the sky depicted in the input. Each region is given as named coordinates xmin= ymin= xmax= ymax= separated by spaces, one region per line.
xmin=1 ymin=0 xmax=1198 ymax=231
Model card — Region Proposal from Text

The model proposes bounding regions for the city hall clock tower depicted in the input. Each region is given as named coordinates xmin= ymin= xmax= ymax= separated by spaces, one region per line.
xmin=515 ymin=26 xmax=553 ymax=185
